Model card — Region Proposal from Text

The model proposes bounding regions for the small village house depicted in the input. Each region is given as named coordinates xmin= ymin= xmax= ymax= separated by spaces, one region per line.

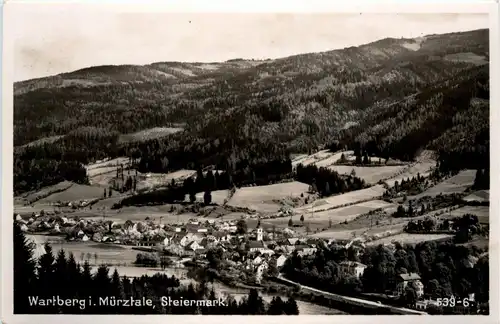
xmin=339 ymin=261 xmax=367 ymax=279
xmin=395 ymin=273 xmax=424 ymax=298
xmin=276 ymin=254 xmax=288 ymax=268
xmin=295 ymin=245 xmax=317 ymax=256
xmin=186 ymin=240 xmax=204 ymax=251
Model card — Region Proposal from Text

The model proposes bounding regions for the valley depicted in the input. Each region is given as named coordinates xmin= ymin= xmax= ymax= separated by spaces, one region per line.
xmin=13 ymin=27 xmax=490 ymax=315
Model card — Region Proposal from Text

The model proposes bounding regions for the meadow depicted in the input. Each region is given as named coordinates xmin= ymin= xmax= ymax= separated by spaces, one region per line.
xmin=410 ymin=169 xmax=476 ymax=199
xmin=227 ymin=181 xmax=310 ymax=213
xmin=327 ymin=165 xmax=407 ymax=185
xmin=365 ymin=233 xmax=454 ymax=246
xmin=295 ymin=185 xmax=386 ymax=214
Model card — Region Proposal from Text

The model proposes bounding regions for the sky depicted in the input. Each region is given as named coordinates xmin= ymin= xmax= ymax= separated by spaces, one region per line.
xmin=10 ymin=6 xmax=489 ymax=82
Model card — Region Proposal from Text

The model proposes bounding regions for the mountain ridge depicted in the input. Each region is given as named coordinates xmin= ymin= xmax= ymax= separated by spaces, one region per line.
xmin=13 ymin=28 xmax=490 ymax=195
xmin=14 ymin=28 xmax=488 ymax=93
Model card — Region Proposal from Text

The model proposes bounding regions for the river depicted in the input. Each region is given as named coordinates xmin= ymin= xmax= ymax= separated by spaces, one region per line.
xmin=26 ymin=234 xmax=344 ymax=315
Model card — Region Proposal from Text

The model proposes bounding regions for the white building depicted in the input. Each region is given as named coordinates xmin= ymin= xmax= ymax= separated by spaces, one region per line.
xmin=276 ymin=255 xmax=288 ymax=268
xmin=395 ymin=273 xmax=424 ymax=298
xmin=256 ymin=228 xmax=263 ymax=241
xmin=339 ymin=261 xmax=367 ymax=279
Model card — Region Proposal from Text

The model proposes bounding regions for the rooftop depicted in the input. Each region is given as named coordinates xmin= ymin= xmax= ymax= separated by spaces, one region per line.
xmin=399 ymin=273 xmax=421 ymax=281
xmin=248 ymin=241 xmax=265 ymax=248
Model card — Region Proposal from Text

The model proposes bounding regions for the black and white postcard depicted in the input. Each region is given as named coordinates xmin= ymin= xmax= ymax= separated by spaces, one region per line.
xmin=1 ymin=1 xmax=498 ymax=323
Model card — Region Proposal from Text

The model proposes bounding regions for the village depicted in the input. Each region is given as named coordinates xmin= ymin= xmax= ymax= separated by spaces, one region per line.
xmin=16 ymin=187 xmax=486 ymax=315
xmin=14 ymin=147 xmax=489 ymax=314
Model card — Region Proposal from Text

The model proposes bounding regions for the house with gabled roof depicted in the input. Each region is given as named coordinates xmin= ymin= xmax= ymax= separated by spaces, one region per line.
xmin=339 ymin=261 xmax=367 ymax=278
xmin=395 ymin=273 xmax=424 ymax=298
xmin=186 ymin=240 xmax=204 ymax=251
xmin=248 ymin=241 xmax=266 ymax=253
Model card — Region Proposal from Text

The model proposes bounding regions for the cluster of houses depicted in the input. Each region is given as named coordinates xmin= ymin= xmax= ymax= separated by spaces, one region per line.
xmin=17 ymin=211 xmax=476 ymax=310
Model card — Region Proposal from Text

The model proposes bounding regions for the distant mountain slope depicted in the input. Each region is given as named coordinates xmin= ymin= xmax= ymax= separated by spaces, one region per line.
xmin=14 ymin=29 xmax=489 ymax=153
xmin=332 ymin=63 xmax=489 ymax=168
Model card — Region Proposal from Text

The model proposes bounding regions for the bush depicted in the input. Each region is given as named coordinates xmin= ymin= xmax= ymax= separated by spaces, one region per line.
xmin=134 ymin=252 xmax=159 ymax=266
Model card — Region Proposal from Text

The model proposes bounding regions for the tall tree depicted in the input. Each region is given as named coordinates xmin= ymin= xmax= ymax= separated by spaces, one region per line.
xmin=13 ymin=224 xmax=37 ymax=314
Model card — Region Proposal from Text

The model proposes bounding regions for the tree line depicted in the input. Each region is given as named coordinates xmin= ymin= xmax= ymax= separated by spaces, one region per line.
xmin=281 ymin=240 xmax=488 ymax=313
xmin=295 ymin=164 xmax=367 ymax=197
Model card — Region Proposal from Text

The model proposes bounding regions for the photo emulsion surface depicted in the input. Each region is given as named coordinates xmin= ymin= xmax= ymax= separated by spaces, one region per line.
xmin=11 ymin=10 xmax=490 ymax=316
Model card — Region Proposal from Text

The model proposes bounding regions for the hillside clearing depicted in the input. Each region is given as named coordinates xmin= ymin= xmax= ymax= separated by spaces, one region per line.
xmin=137 ymin=170 xmax=196 ymax=191
xmin=440 ymin=205 xmax=489 ymax=224
xmin=87 ymin=166 xmax=118 ymax=178
xmin=118 ymin=127 xmax=184 ymax=144
xmin=411 ymin=169 xmax=476 ymax=199
xmin=37 ymin=183 xmax=105 ymax=203
xmin=184 ymin=190 xmax=230 ymax=205
xmin=311 ymin=223 xmax=406 ymax=240
xmin=16 ymin=181 xmax=74 ymax=202
xmin=86 ymin=157 xmax=130 ymax=171
xmin=366 ymin=233 xmax=453 ymax=246
xmin=295 ymin=185 xmax=387 ymax=213
xmin=328 ymin=165 xmax=407 ymax=185
xmin=463 ymin=190 xmax=489 ymax=203
xmin=384 ymin=161 xmax=436 ymax=187
xmin=227 ymin=182 xmax=310 ymax=213
xmin=299 ymin=200 xmax=396 ymax=224
xmin=314 ymin=151 xmax=354 ymax=168
xmin=292 ymin=150 xmax=335 ymax=167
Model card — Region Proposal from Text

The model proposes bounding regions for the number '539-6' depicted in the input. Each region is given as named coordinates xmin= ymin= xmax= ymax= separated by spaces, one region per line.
xmin=436 ymin=297 xmax=470 ymax=307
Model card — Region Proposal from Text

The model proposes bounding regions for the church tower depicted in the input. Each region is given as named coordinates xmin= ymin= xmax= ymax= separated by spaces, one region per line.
xmin=257 ymin=227 xmax=263 ymax=241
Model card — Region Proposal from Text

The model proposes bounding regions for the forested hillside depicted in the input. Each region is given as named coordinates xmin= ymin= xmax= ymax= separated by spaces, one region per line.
xmin=14 ymin=29 xmax=489 ymax=194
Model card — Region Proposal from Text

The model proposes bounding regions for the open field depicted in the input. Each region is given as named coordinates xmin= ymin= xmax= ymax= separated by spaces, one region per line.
xmin=463 ymin=190 xmax=489 ymax=203
xmin=88 ymin=170 xmax=121 ymax=187
xmin=311 ymin=222 xmax=406 ymax=240
xmin=327 ymin=165 xmax=407 ymax=185
xmin=36 ymin=183 xmax=105 ymax=203
xmin=14 ymin=204 xmax=67 ymax=216
xmin=256 ymin=200 xmax=396 ymax=233
xmin=91 ymin=266 xmax=190 ymax=281
xmin=137 ymin=170 xmax=196 ymax=191
xmin=185 ymin=190 xmax=230 ymax=205
xmin=384 ymin=161 xmax=436 ymax=187
xmin=74 ymin=205 xmax=199 ymax=223
xmin=118 ymin=127 xmax=184 ymax=144
xmin=86 ymin=157 xmax=130 ymax=171
xmin=366 ymin=233 xmax=453 ymax=246
xmin=295 ymin=185 xmax=386 ymax=213
xmin=291 ymin=150 xmax=335 ymax=168
xmin=27 ymin=234 xmax=139 ymax=263
xmin=16 ymin=181 xmax=74 ymax=204
xmin=91 ymin=195 xmax=131 ymax=209
xmin=411 ymin=169 xmax=476 ymax=199
xmin=300 ymin=200 xmax=397 ymax=224
xmin=87 ymin=166 xmax=119 ymax=178
xmin=440 ymin=205 xmax=489 ymax=224
xmin=314 ymin=151 xmax=354 ymax=168
xmin=227 ymin=181 xmax=310 ymax=213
